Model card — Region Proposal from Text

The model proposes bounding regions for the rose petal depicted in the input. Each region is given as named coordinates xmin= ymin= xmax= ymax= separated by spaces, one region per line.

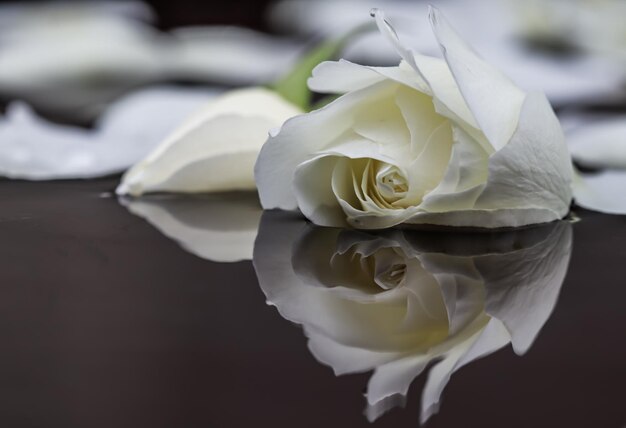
xmin=256 ymin=80 xmax=398 ymax=210
xmin=117 ymin=88 xmax=301 ymax=195
xmin=308 ymin=59 xmax=389 ymax=94
xmin=429 ymin=6 xmax=526 ymax=151
xmin=473 ymin=92 xmax=573 ymax=224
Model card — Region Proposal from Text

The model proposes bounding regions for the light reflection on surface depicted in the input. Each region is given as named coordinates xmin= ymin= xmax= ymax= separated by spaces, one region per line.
xmin=253 ymin=212 xmax=572 ymax=423
xmin=120 ymin=192 xmax=262 ymax=263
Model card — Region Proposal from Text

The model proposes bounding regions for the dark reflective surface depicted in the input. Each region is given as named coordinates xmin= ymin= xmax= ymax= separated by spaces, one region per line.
xmin=0 ymin=178 xmax=624 ymax=428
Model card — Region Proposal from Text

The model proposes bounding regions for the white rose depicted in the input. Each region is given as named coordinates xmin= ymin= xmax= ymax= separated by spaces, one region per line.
xmin=255 ymin=8 xmax=573 ymax=229
xmin=253 ymin=213 xmax=572 ymax=423
xmin=116 ymin=87 xmax=302 ymax=196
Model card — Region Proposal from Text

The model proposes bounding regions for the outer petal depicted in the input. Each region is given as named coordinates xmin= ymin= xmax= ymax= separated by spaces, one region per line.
xmin=476 ymin=93 xmax=572 ymax=213
xmin=404 ymin=94 xmax=571 ymax=228
xmin=255 ymin=80 xmax=398 ymax=210
xmin=122 ymin=192 xmax=262 ymax=263
xmin=308 ymin=59 xmax=389 ymax=94
xmin=117 ymin=88 xmax=301 ymax=195
xmin=309 ymin=59 xmax=429 ymax=94
xmin=429 ymin=6 xmax=526 ymax=151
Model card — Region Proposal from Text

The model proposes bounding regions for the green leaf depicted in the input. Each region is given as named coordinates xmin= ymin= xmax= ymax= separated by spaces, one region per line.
xmin=271 ymin=23 xmax=375 ymax=111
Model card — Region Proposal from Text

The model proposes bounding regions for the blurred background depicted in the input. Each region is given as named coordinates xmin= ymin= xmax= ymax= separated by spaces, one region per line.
xmin=0 ymin=0 xmax=625 ymax=180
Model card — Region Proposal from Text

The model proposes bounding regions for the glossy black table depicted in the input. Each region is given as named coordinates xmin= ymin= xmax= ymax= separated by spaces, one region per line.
xmin=0 ymin=177 xmax=624 ymax=428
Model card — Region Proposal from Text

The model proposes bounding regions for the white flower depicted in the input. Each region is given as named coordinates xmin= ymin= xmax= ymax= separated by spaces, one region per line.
xmin=121 ymin=192 xmax=262 ymax=263
xmin=253 ymin=213 xmax=572 ymax=423
xmin=117 ymin=88 xmax=302 ymax=196
xmin=255 ymin=8 xmax=573 ymax=229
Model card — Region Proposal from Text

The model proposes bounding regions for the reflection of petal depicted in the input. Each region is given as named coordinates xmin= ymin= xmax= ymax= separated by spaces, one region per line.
xmin=573 ymin=170 xmax=626 ymax=215
xmin=254 ymin=212 xmax=573 ymax=423
xmin=0 ymin=87 xmax=216 ymax=180
xmin=307 ymin=330 xmax=403 ymax=376
xmin=367 ymin=355 xmax=429 ymax=405
xmin=122 ymin=192 xmax=262 ymax=263
xmin=480 ymin=223 xmax=572 ymax=354
xmin=421 ymin=318 xmax=510 ymax=423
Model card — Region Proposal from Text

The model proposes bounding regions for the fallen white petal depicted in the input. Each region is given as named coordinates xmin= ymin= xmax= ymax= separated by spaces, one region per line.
xmin=573 ymin=169 xmax=626 ymax=215
xmin=567 ymin=117 xmax=626 ymax=170
xmin=166 ymin=26 xmax=302 ymax=84
xmin=0 ymin=87 xmax=217 ymax=180
xmin=118 ymin=88 xmax=301 ymax=196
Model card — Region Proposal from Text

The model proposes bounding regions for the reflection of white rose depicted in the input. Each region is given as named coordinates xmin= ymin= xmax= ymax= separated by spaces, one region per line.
xmin=256 ymin=8 xmax=573 ymax=229
xmin=253 ymin=213 xmax=572 ymax=423
xmin=121 ymin=192 xmax=262 ymax=263
xmin=117 ymin=88 xmax=302 ymax=196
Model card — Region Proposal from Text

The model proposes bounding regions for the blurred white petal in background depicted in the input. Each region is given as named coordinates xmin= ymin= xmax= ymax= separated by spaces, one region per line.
xmin=0 ymin=87 xmax=218 ymax=179
xmin=567 ymin=117 xmax=626 ymax=170
xmin=563 ymin=115 xmax=626 ymax=215
xmin=165 ymin=26 xmax=302 ymax=85
xmin=0 ymin=4 xmax=164 ymax=89
xmin=0 ymin=0 xmax=302 ymax=113
xmin=572 ymin=170 xmax=626 ymax=215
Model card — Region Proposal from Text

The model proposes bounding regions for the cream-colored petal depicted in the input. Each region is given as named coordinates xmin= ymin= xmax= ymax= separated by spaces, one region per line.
xmin=118 ymin=88 xmax=301 ymax=196
xmin=419 ymin=124 xmax=488 ymax=212
xmin=473 ymin=92 xmax=573 ymax=225
xmin=309 ymin=58 xmax=429 ymax=95
xmin=256 ymin=80 xmax=398 ymax=210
